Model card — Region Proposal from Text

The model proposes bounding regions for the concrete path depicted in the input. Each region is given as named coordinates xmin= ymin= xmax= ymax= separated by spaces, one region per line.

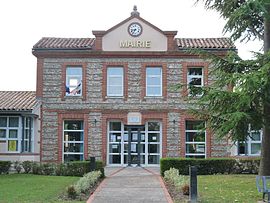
xmin=88 ymin=167 xmax=172 ymax=203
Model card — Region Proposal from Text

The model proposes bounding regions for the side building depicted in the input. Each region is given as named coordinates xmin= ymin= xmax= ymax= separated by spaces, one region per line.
xmin=0 ymin=91 xmax=40 ymax=161
xmin=32 ymin=7 xmax=261 ymax=166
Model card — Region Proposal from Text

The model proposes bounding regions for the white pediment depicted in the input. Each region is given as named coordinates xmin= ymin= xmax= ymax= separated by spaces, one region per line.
xmin=102 ymin=18 xmax=167 ymax=52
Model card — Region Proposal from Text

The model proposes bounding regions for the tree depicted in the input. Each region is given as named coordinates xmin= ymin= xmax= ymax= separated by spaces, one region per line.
xmin=193 ymin=0 xmax=270 ymax=175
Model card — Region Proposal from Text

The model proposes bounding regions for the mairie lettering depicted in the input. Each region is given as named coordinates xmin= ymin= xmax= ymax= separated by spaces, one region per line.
xmin=119 ymin=40 xmax=151 ymax=48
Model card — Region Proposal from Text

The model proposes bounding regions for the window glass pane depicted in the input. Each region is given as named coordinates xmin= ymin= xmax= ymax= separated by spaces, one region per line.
xmin=9 ymin=130 xmax=18 ymax=138
xmin=64 ymin=121 xmax=83 ymax=130
xmin=238 ymin=142 xmax=246 ymax=154
xmin=109 ymin=144 xmax=121 ymax=153
xmin=188 ymin=68 xmax=202 ymax=76
xmin=109 ymin=133 xmax=121 ymax=142
xmin=186 ymin=132 xmax=205 ymax=142
xmin=64 ymin=132 xmax=83 ymax=142
xmin=9 ymin=117 xmax=19 ymax=127
xmin=146 ymin=68 xmax=161 ymax=75
xmin=147 ymin=77 xmax=161 ymax=86
xmin=66 ymin=67 xmax=82 ymax=96
xmin=186 ymin=144 xmax=205 ymax=154
xmin=251 ymin=143 xmax=261 ymax=154
xmin=109 ymin=155 xmax=121 ymax=164
xmin=251 ymin=131 xmax=261 ymax=141
xmin=148 ymin=122 xmax=160 ymax=131
xmin=108 ymin=68 xmax=123 ymax=75
xmin=108 ymin=77 xmax=122 ymax=85
xmin=108 ymin=86 xmax=122 ymax=95
xmin=64 ymin=143 xmax=83 ymax=153
xmin=147 ymin=87 xmax=161 ymax=96
xmin=148 ymin=133 xmax=160 ymax=142
xmin=0 ymin=129 xmax=6 ymax=138
xmin=66 ymin=67 xmax=82 ymax=75
xmin=109 ymin=122 xmax=121 ymax=131
xmin=148 ymin=144 xmax=160 ymax=153
xmin=64 ymin=154 xmax=83 ymax=162
xmin=148 ymin=155 xmax=159 ymax=164
xmin=8 ymin=140 xmax=18 ymax=151
xmin=188 ymin=78 xmax=202 ymax=86
xmin=0 ymin=117 xmax=7 ymax=127
xmin=186 ymin=121 xmax=204 ymax=130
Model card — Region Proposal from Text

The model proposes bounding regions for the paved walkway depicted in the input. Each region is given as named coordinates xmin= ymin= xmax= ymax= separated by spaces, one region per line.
xmin=88 ymin=167 xmax=172 ymax=203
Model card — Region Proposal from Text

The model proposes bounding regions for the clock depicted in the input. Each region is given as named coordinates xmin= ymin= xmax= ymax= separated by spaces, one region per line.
xmin=128 ymin=23 xmax=142 ymax=37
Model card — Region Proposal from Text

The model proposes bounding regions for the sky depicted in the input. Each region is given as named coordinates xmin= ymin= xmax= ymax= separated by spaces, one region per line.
xmin=0 ymin=0 xmax=263 ymax=91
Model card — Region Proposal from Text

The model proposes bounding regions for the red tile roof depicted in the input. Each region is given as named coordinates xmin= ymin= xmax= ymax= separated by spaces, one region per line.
xmin=176 ymin=38 xmax=235 ymax=49
xmin=33 ymin=37 xmax=235 ymax=50
xmin=33 ymin=37 xmax=95 ymax=50
xmin=0 ymin=91 xmax=37 ymax=111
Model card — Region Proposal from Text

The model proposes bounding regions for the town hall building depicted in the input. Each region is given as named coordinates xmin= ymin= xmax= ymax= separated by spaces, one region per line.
xmin=28 ymin=6 xmax=261 ymax=166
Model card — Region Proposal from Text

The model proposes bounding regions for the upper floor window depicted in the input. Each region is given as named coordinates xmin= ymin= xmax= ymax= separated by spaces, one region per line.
xmin=187 ymin=67 xmax=203 ymax=96
xmin=185 ymin=120 xmax=206 ymax=158
xmin=65 ymin=67 xmax=82 ymax=96
xmin=107 ymin=67 xmax=123 ymax=97
xmin=146 ymin=67 xmax=162 ymax=96
xmin=238 ymin=130 xmax=262 ymax=156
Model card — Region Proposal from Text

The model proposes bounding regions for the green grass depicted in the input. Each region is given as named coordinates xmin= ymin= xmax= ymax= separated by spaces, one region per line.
xmin=198 ymin=175 xmax=261 ymax=203
xmin=0 ymin=174 xmax=82 ymax=203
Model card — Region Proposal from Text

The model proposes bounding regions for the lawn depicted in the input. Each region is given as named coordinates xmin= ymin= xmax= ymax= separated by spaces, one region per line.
xmin=0 ymin=174 xmax=82 ymax=203
xmin=198 ymin=175 xmax=261 ymax=203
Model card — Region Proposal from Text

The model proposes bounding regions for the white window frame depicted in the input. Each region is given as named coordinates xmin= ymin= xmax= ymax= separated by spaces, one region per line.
xmin=238 ymin=129 xmax=262 ymax=156
xmin=107 ymin=67 xmax=124 ymax=97
xmin=187 ymin=67 xmax=204 ymax=96
xmin=185 ymin=121 xmax=206 ymax=158
xmin=146 ymin=67 xmax=162 ymax=97
xmin=0 ymin=116 xmax=21 ymax=153
xmin=66 ymin=67 xmax=82 ymax=96
xmin=22 ymin=117 xmax=34 ymax=153
xmin=62 ymin=120 xmax=84 ymax=162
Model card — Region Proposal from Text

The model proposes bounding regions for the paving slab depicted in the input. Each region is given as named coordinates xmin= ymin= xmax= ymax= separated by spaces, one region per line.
xmin=89 ymin=167 xmax=171 ymax=203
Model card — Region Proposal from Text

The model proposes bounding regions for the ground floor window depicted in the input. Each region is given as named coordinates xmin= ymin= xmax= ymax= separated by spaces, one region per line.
xmin=63 ymin=120 xmax=84 ymax=162
xmin=22 ymin=117 xmax=34 ymax=152
xmin=185 ymin=120 xmax=206 ymax=158
xmin=108 ymin=121 xmax=161 ymax=166
xmin=238 ymin=130 xmax=262 ymax=156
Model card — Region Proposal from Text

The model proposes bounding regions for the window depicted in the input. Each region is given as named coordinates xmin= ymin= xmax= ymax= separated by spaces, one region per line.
xmin=63 ymin=120 xmax=84 ymax=162
xmin=0 ymin=117 xmax=20 ymax=152
xmin=22 ymin=117 xmax=34 ymax=153
xmin=185 ymin=121 xmax=206 ymax=158
xmin=146 ymin=67 xmax=162 ymax=96
xmin=238 ymin=130 xmax=262 ymax=156
xmin=187 ymin=67 xmax=203 ymax=96
xmin=65 ymin=67 xmax=82 ymax=96
xmin=107 ymin=67 xmax=123 ymax=96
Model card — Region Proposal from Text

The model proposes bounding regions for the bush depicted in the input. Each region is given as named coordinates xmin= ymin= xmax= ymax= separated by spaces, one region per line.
xmin=32 ymin=162 xmax=43 ymax=175
xmin=182 ymin=184 xmax=189 ymax=195
xmin=233 ymin=158 xmax=260 ymax=174
xmin=160 ymin=158 xmax=236 ymax=176
xmin=22 ymin=161 xmax=32 ymax=173
xmin=0 ymin=161 xmax=11 ymax=174
xmin=67 ymin=185 xmax=77 ymax=199
xmin=13 ymin=161 xmax=22 ymax=173
xmin=164 ymin=168 xmax=189 ymax=191
xmin=74 ymin=170 xmax=102 ymax=194
xmin=41 ymin=163 xmax=55 ymax=175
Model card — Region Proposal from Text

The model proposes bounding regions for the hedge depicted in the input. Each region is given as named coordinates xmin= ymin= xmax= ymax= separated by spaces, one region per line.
xmin=26 ymin=160 xmax=105 ymax=177
xmin=0 ymin=161 xmax=11 ymax=174
xmin=160 ymin=158 xmax=260 ymax=176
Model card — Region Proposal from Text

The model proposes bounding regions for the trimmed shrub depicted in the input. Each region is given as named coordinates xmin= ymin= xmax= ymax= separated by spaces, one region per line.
xmin=164 ymin=168 xmax=189 ymax=190
xmin=22 ymin=161 xmax=32 ymax=173
xmin=0 ymin=161 xmax=11 ymax=174
xmin=13 ymin=161 xmax=22 ymax=173
xmin=233 ymin=158 xmax=260 ymax=174
xmin=74 ymin=170 xmax=102 ymax=194
xmin=32 ymin=162 xmax=43 ymax=175
xmin=41 ymin=163 xmax=56 ymax=175
xmin=160 ymin=158 xmax=236 ymax=176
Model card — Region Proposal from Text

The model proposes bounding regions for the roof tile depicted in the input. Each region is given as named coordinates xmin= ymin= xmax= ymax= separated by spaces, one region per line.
xmin=0 ymin=91 xmax=37 ymax=111
xmin=176 ymin=38 xmax=235 ymax=49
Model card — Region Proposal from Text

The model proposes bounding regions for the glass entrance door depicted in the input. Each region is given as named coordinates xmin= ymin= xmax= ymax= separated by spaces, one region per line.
xmin=108 ymin=121 xmax=161 ymax=166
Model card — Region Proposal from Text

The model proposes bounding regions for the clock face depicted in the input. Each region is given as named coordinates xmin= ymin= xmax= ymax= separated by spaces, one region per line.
xmin=128 ymin=23 xmax=142 ymax=37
